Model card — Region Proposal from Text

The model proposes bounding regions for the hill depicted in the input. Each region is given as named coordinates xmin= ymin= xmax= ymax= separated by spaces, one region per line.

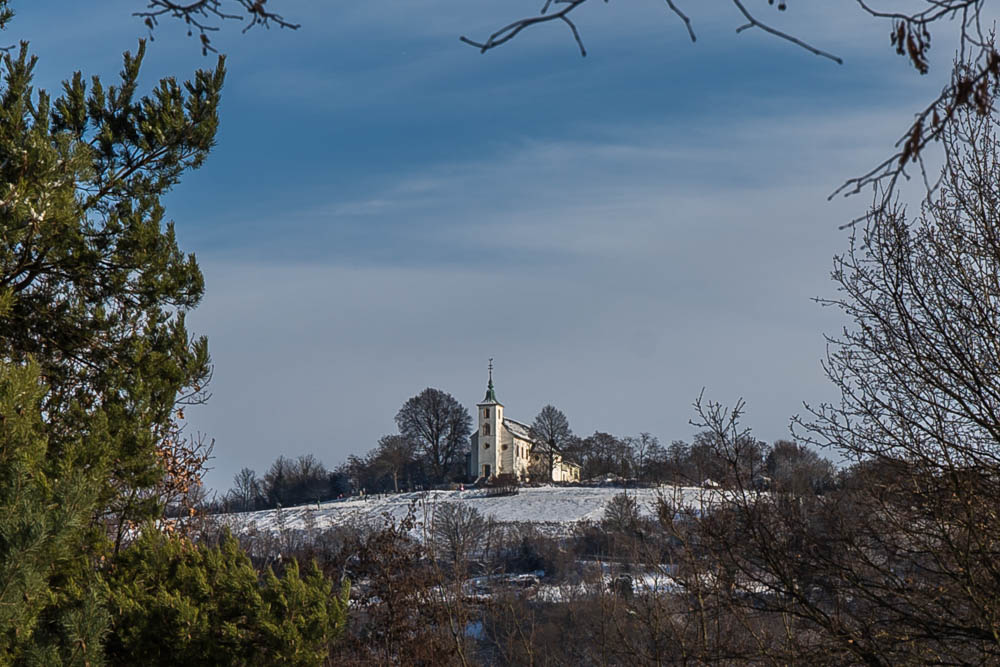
xmin=216 ymin=484 xmax=717 ymax=537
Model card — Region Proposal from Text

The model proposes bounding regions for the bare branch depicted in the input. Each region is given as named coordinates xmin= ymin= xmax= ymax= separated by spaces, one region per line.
xmin=459 ymin=0 xmax=1000 ymax=226
xmin=462 ymin=0 xmax=839 ymax=63
xmin=731 ymin=0 xmax=842 ymax=64
xmin=561 ymin=14 xmax=587 ymax=57
xmin=460 ymin=0 xmax=589 ymax=54
xmin=665 ymin=0 xmax=696 ymax=43
xmin=134 ymin=0 xmax=300 ymax=54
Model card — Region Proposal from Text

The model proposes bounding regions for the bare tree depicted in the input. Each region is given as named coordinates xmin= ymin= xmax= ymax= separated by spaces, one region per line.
xmin=261 ymin=454 xmax=331 ymax=507
xmin=796 ymin=110 xmax=1000 ymax=660
xmin=665 ymin=439 xmax=692 ymax=483
xmin=324 ymin=505 xmax=478 ymax=664
xmin=636 ymin=109 xmax=1000 ymax=665
xmin=687 ymin=407 xmax=768 ymax=488
xmin=803 ymin=107 xmax=1000 ymax=475
xmin=576 ymin=431 xmax=627 ymax=480
xmin=228 ymin=466 xmax=262 ymax=511
xmin=764 ymin=439 xmax=834 ymax=494
xmin=530 ymin=404 xmax=574 ymax=482
xmin=625 ymin=432 xmax=659 ymax=483
xmin=395 ymin=387 xmax=472 ymax=484
xmin=373 ymin=434 xmax=417 ymax=493
xmin=431 ymin=503 xmax=490 ymax=571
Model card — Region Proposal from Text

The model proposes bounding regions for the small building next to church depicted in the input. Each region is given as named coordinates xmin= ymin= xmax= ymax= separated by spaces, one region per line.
xmin=467 ymin=366 xmax=581 ymax=483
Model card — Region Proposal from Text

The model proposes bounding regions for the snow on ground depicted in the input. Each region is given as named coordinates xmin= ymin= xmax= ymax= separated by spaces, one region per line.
xmin=217 ymin=485 xmax=721 ymax=537
xmin=535 ymin=571 xmax=683 ymax=603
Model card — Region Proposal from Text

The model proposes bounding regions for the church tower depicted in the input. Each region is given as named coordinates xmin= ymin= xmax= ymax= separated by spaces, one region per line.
xmin=476 ymin=359 xmax=503 ymax=478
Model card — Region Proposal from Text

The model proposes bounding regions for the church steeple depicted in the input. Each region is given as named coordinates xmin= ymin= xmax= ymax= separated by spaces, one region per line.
xmin=475 ymin=358 xmax=503 ymax=479
xmin=483 ymin=358 xmax=499 ymax=403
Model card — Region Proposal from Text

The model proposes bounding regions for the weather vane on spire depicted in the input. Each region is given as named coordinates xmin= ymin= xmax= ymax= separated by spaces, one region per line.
xmin=488 ymin=357 xmax=493 ymax=383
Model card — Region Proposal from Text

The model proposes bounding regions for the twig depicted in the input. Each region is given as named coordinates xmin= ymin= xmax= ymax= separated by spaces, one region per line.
xmin=665 ymin=0 xmax=696 ymax=42
xmin=731 ymin=0 xmax=842 ymax=64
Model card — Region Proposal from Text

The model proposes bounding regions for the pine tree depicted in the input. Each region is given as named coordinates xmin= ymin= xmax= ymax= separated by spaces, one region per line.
xmin=105 ymin=529 xmax=349 ymax=667
xmin=0 ymin=16 xmax=353 ymax=663
xmin=0 ymin=18 xmax=225 ymax=661
xmin=0 ymin=38 xmax=224 ymax=534
xmin=0 ymin=361 xmax=107 ymax=666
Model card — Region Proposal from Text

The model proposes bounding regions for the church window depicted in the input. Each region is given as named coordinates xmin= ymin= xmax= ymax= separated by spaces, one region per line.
xmin=484 ymin=408 xmax=489 ymax=418
xmin=483 ymin=424 xmax=490 ymax=436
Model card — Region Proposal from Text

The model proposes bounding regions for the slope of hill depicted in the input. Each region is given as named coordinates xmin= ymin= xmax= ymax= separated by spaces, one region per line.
xmin=217 ymin=484 xmax=718 ymax=537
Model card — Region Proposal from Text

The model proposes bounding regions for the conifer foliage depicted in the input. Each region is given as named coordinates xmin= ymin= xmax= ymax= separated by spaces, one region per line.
xmin=0 ymin=362 xmax=107 ymax=665
xmin=0 ymin=34 xmax=227 ymax=660
xmin=0 ymin=38 xmax=222 ymax=531
xmin=0 ymin=12 xmax=348 ymax=662
xmin=105 ymin=529 xmax=349 ymax=667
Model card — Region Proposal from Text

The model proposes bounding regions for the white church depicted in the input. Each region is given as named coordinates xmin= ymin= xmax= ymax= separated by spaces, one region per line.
xmin=467 ymin=364 xmax=581 ymax=483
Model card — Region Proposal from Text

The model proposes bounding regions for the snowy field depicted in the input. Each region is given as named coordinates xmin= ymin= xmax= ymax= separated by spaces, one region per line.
xmin=216 ymin=485 xmax=722 ymax=537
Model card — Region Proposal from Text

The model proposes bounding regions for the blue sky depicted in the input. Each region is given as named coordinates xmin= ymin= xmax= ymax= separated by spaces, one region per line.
xmin=14 ymin=2 xmax=957 ymax=492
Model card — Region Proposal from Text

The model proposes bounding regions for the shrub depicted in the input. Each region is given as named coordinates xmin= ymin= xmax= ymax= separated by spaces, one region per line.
xmin=484 ymin=473 xmax=519 ymax=497
xmin=499 ymin=525 xmax=576 ymax=581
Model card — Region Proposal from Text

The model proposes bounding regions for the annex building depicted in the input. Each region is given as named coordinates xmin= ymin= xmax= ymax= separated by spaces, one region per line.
xmin=467 ymin=365 xmax=581 ymax=483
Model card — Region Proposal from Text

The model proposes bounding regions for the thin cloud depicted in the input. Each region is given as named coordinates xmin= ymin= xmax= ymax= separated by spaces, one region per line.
xmin=185 ymin=106 xmax=892 ymax=492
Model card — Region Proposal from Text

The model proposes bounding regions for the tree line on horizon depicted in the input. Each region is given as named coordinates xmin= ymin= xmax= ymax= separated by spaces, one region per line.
xmin=209 ymin=392 xmax=837 ymax=513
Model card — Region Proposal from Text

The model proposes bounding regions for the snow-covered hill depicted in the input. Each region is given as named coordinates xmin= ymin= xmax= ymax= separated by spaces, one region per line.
xmin=216 ymin=484 xmax=720 ymax=537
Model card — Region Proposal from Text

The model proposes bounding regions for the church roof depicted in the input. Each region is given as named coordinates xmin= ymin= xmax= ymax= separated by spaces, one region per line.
xmin=504 ymin=418 xmax=581 ymax=468
xmin=502 ymin=417 xmax=535 ymax=442
xmin=503 ymin=418 xmax=554 ymax=452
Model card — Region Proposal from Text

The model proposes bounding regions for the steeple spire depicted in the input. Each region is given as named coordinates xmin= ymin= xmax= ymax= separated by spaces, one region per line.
xmin=484 ymin=357 xmax=498 ymax=402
